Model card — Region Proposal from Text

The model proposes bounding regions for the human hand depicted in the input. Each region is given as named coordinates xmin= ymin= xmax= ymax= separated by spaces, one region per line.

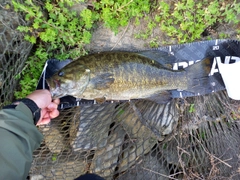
xmin=26 ymin=89 xmax=60 ymax=125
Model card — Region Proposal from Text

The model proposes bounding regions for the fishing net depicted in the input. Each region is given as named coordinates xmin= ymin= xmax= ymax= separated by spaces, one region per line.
xmin=1 ymin=1 xmax=240 ymax=180
xmin=0 ymin=0 xmax=33 ymax=107
xmin=29 ymin=90 xmax=240 ymax=180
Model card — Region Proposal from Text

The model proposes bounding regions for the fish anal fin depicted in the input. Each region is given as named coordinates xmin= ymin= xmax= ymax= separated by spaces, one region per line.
xmin=94 ymin=97 xmax=106 ymax=104
xmin=145 ymin=91 xmax=172 ymax=104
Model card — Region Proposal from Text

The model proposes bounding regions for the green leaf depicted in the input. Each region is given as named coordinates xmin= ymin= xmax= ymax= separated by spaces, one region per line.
xmin=82 ymin=30 xmax=92 ymax=44
xmin=189 ymin=104 xmax=195 ymax=113
xmin=58 ymin=13 xmax=67 ymax=25
xmin=80 ymin=9 xmax=94 ymax=29
xmin=45 ymin=1 xmax=53 ymax=11
xmin=17 ymin=26 xmax=30 ymax=32
xmin=29 ymin=36 xmax=37 ymax=44
xmin=33 ymin=21 xmax=39 ymax=29
xmin=40 ymin=28 xmax=57 ymax=42
xmin=49 ymin=12 xmax=57 ymax=20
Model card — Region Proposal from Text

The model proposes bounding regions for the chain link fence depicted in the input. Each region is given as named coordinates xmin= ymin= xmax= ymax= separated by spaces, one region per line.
xmin=1 ymin=1 xmax=240 ymax=180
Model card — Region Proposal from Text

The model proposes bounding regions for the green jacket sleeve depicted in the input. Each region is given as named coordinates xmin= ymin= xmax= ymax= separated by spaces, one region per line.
xmin=0 ymin=102 xmax=43 ymax=180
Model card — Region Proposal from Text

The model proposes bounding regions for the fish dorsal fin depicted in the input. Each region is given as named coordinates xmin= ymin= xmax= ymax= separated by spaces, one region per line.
xmin=137 ymin=50 xmax=176 ymax=69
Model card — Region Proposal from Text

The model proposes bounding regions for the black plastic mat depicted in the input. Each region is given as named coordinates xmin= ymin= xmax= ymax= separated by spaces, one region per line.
xmin=37 ymin=39 xmax=240 ymax=109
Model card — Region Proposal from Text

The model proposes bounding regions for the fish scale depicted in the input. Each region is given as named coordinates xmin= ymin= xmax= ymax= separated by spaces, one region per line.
xmin=35 ymin=39 xmax=240 ymax=109
xmin=47 ymin=51 xmax=211 ymax=104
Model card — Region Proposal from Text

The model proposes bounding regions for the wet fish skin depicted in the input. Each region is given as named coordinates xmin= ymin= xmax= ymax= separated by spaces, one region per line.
xmin=47 ymin=51 xmax=211 ymax=102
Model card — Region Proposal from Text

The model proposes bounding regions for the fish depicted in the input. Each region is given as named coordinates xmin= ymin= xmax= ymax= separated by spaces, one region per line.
xmin=46 ymin=51 xmax=211 ymax=103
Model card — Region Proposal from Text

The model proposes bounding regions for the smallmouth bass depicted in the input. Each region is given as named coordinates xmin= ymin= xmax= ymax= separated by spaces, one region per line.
xmin=46 ymin=52 xmax=211 ymax=103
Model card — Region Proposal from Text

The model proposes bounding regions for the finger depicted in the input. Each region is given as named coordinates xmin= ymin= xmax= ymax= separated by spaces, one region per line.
xmin=39 ymin=108 xmax=52 ymax=123
xmin=37 ymin=117 xmax=51 ymax=126
xmin=47 ymin=102 xmax=58 ymax=110
xmin=43 ymin=113 xmax=50 ymax=119
xmin=40 ymin=108 xmax=48 ymax=120
xmin=53 ymin=98 xmax=60 ymax=105
xmin=49 ymin=109 xmax=60 ymax=119
xmin=38 ymin=107 xmax=59 ymax=125
xmin=27 ymin=90 xmax=52 ymax=109
xmin=37 ymin=111 xmax=50 ymax=125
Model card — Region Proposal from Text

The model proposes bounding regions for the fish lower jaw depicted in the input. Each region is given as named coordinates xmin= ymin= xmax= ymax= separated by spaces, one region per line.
xmin=50 ymin=87 xmax=68 ymax=99
xmin=52 ymin=93 xmax=65 ymax=99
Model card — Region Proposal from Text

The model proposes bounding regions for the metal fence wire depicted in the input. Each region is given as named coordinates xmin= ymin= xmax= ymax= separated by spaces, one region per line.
xmin=1 ymin=1 xmax=240 ymax=180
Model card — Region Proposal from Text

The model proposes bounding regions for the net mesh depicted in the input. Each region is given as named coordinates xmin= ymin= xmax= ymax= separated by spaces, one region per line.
xmin=30 ymin=91 xmax=240 ymax=180
xmin=0 ymin=0 xmax=33 ymax=107
xmin=1 ymin=1 xmax=240 ymax=180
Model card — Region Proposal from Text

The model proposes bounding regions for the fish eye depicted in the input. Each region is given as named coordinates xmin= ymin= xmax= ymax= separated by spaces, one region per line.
xmin=58 ymin=71 xmax=65 ymax=77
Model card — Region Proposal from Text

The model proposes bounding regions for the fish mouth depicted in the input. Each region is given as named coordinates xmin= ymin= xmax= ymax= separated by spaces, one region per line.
xmin=46 ymin=78 xmax=65 ymax=99
xmin=45 ymin=78 xmax=60 ymax=90
xmin=52 ymin=92 xmax=65 ymax=99
xmin=53 ymin=79 xmax=61 ymax=88
xmin=51 ymin=87 xmax=66 ymax=99
xmin=46 ymin=78 xmax=52 ymax=89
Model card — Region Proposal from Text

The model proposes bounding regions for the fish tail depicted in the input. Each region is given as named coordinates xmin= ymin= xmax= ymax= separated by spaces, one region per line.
xmin=186 ymin=57 xmax=212 ymax=94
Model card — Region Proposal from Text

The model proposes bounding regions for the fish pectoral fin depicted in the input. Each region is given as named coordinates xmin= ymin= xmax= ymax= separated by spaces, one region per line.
xmin=92 ymin=73 xmax=115 ymax=90
xmin=145 ymin=91 xmax=172 ymax=104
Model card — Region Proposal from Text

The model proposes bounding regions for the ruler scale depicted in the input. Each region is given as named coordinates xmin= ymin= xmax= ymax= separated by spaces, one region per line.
xmin=37 ymin=39 xmax=240 ymax=109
